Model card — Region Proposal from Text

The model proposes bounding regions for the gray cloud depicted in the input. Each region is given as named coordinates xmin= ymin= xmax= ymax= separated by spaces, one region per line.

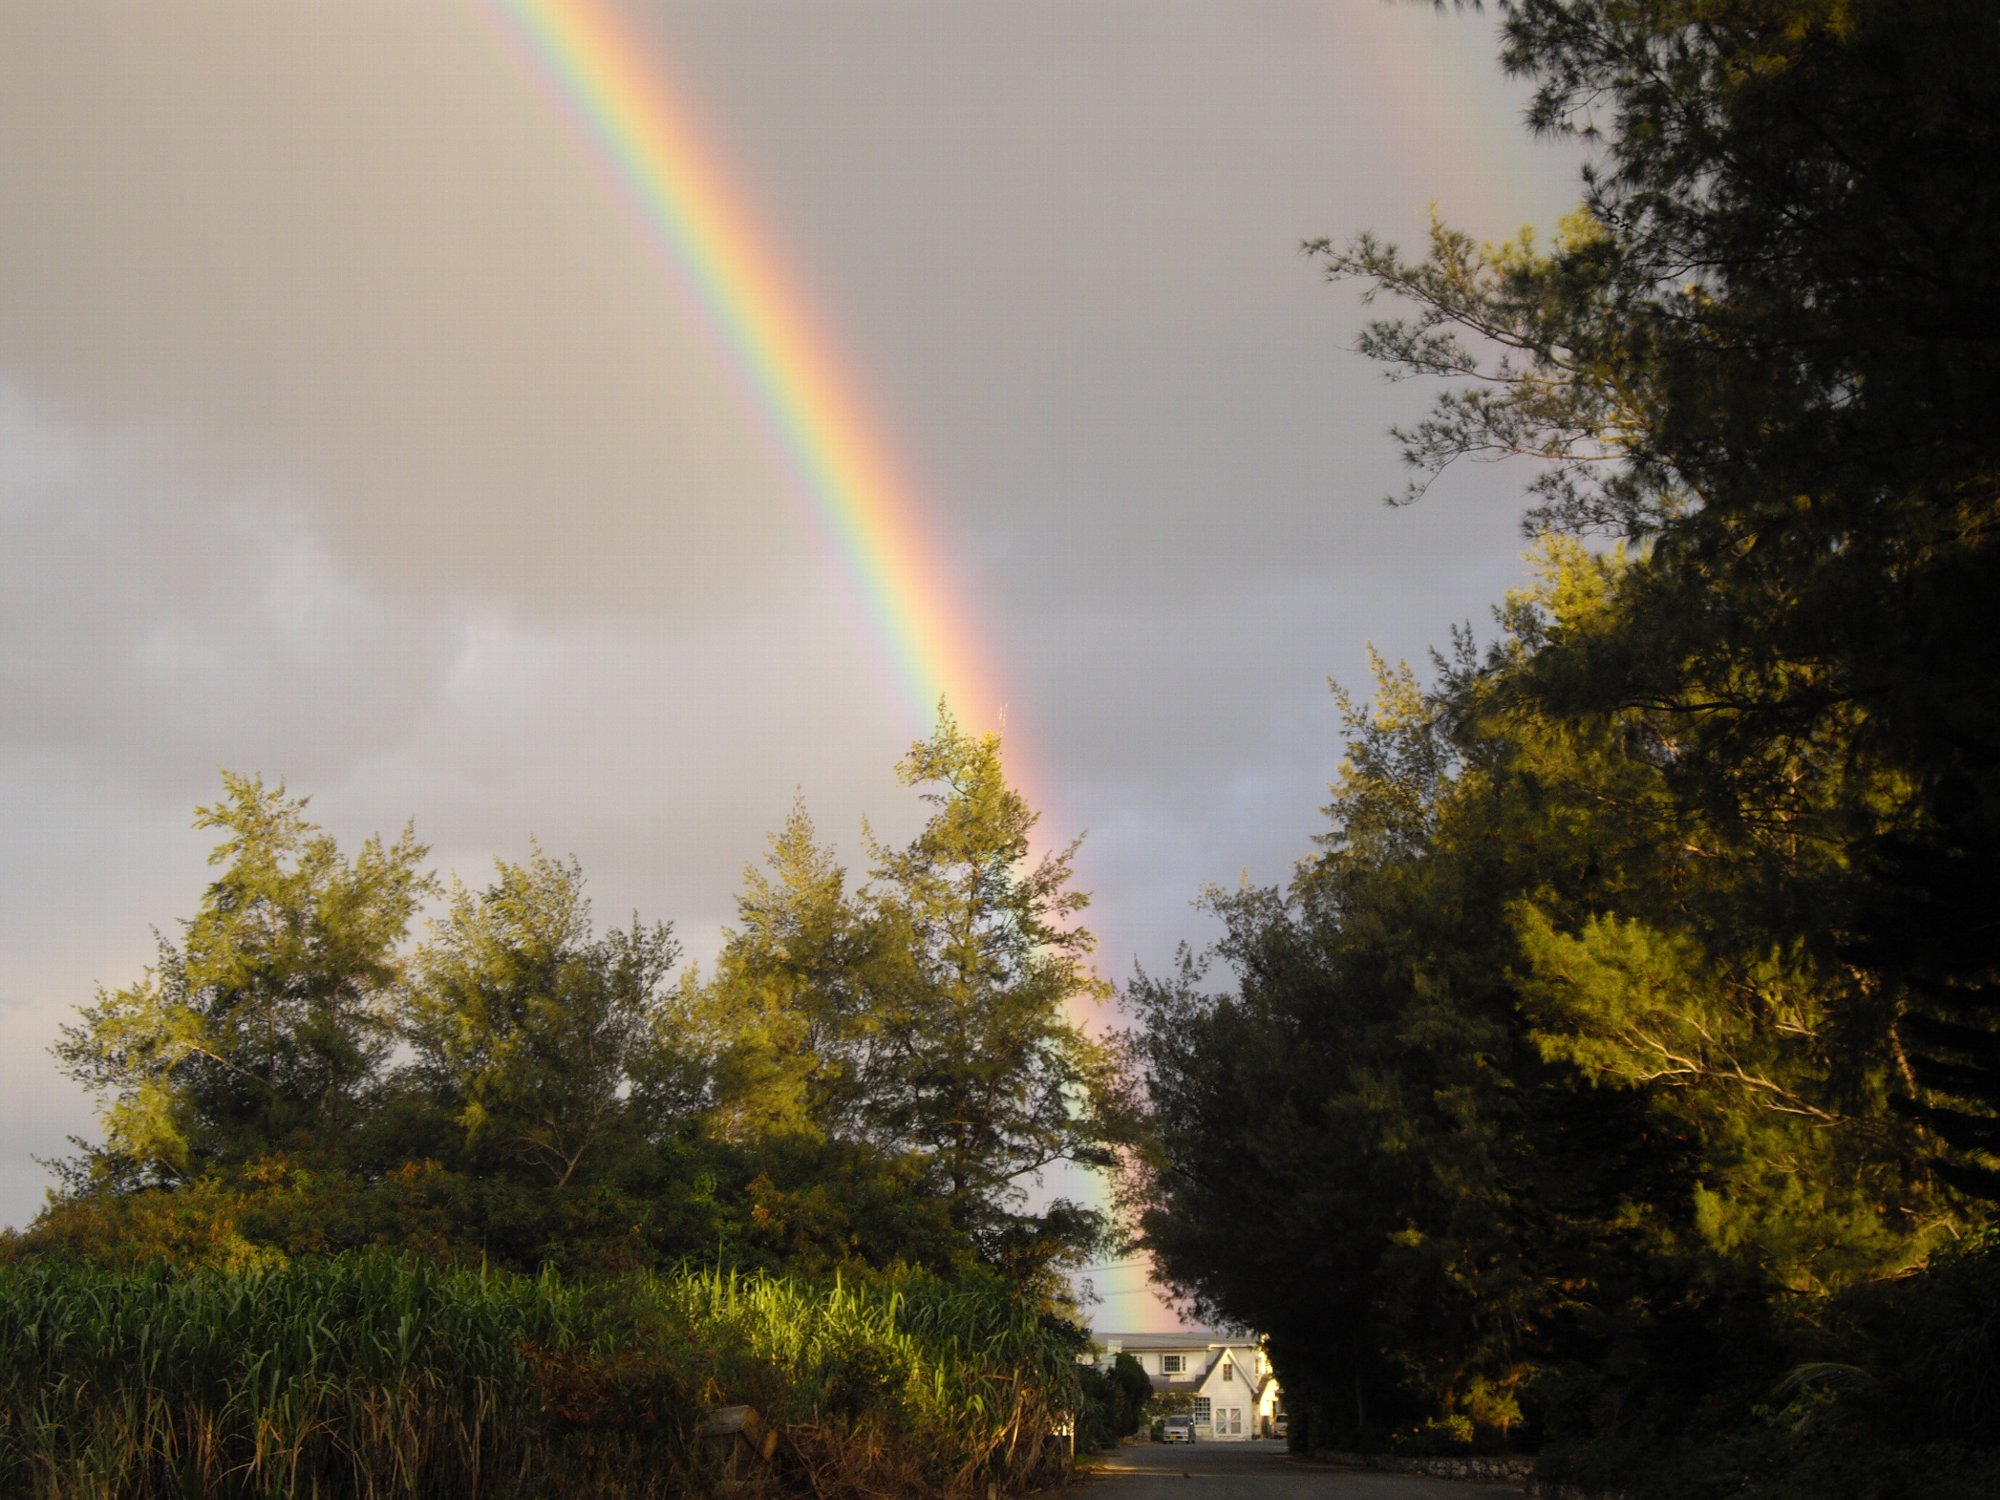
xmin=0 ymin=389 xmax=459 ymax=793
xmin=0 ymin=3 xmax=806 ymax=623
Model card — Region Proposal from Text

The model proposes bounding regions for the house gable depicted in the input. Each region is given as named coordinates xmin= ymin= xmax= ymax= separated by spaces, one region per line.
xmin=1193 ymin=1344 xmax=1267 ymax=1439
xmin=1086 ymin=1331 xmax=1276 ymax=1440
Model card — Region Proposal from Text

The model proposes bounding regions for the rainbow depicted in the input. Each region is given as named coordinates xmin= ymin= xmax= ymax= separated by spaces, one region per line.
xmin=479 ymin=0 xmax=1177 ymax=1332
xmin=483 ymin=0 xmax=996 ymax=736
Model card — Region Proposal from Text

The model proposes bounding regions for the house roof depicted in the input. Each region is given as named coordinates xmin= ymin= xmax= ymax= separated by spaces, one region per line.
xmin=1089 ymin=1331 xmax=1258 ymax=1351
xmin=1089 ymin=1331 xmax=1269 ymax=1398
xmin=1088 ymin=1336 xmax=1272 ymax=1408
xmin=1195 ymin=1346 xmax=1266 ymax=1400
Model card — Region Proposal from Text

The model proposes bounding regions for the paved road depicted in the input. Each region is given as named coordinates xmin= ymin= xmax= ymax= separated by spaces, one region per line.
xmin=1084 ymin=1439 xmax=1492 ymax=1500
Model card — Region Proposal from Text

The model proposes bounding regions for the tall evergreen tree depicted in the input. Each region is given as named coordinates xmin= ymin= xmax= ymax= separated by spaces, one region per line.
xmin=693 ymin=801 xmax=880 ymax=1145
xmin=859 ymin=709 xmax=1123 ymax=1281
xmin=54 ymin=773 xmax=431 ymax=1187
xmin=1324 ymin=0 xmax=2000 ymax=1196
xmin=397 ymin=848 xmax=681 ymax=1189
xmin=1126 ymin=541 xmax=1962 ymax=1446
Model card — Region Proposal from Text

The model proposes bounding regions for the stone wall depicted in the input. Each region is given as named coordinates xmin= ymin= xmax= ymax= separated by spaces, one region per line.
xmin=1315 ymin=1450 xmax=1535 ymax=1486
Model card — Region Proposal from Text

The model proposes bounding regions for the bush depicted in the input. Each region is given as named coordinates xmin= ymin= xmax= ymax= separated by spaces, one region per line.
xmin=1392 ymin=1414 xmax=1474 ymax=1456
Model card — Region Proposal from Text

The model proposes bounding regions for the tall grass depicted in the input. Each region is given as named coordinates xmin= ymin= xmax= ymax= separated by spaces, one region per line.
xmin=647 ymin=1268 xmax=1081 ymax=1495
xmin=0 ymin=1255 xmax=1081 ymax=1499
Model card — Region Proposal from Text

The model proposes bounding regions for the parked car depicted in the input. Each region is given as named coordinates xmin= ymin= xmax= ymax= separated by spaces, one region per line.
xmin=1161 ymin=1416 xmax=1197 ymax=1444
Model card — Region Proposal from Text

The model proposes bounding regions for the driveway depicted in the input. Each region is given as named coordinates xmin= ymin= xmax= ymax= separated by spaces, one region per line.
xmin=1084 ymin=1439 xmax=1501 ymax=1500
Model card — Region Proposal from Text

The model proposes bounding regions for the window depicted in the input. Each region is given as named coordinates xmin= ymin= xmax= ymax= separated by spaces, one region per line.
xmin=1162 ymin=1354 xmax=1185 ymax=1375
xmin=1222 ymin=1360 xmax=1234 ymax=1382
xmin=1193 ymin=1398 xmax=1211 ymax=1426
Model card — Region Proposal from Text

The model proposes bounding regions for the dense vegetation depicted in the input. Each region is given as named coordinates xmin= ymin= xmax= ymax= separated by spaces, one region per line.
xmin=20 ymin=713 xmax=1118 ymax=1299
xmin=0 ymin=1254 xmax=1081 ymax=1499
xmin=1122 ymin=1 xmax=2000 ymax=1494
xmin=5 ymin=716 xmax=1122 ymax=1495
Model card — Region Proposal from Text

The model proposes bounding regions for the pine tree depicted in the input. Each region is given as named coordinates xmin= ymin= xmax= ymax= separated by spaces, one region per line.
xmin=397 ymin=847 xmax=680 ymax=1189
xmin=858 ymin=708 xmax=1122 ymax=1278
xmin=694 ymin=800 xmax=880 ymax=1144
xmin=54 ymin=773 xmax=431 ymax=1186
xmin=1322 ymin=0 xmax=2000 ymax=1199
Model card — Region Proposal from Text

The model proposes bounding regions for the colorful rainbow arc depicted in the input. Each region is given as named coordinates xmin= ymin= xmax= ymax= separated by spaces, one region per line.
xmin=486 ymin=0 xmax=994 ymax=736
xmin=480 ymin=0 xmax=1174 ymax=1330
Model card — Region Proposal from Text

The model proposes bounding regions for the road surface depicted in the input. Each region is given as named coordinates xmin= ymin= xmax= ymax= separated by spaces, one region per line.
xmin=1085 ymin=1439 xmax=1498 ymax=1500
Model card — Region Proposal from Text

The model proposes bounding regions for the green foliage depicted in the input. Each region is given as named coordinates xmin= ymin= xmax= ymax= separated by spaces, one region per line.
xmin=396 ymin=846 xmax=683 ymax=1189
xmin=707 ymin=1135 xmax=967 ymax=1280
xmin=1116 ymin=1355 xmax=1154 ymax=1435
xmin=1811 ymin=1229 xmax=2000 ymax=1450
xmin=7 ymin=1155 xmax=699 ymax=1279
xmin=1328 ymin=0 xmax=2000 ymax=1201
xmin=692 ymin=801 xmax=879 ymax=1145
xmin=1072 ymin=1352 xmax=1151 ymax=1452
xmin=1392 ymin=1414 xmax=1475 ymax=1457
xmin=1106 ymin=1353 xmax=1154 ymax=1444
xmin=1542 ymin=1237 xmax=2000 ymax=1500
xmin=43 ymin=720 xmax=1119 ymax=1340
xmin=1147 ymin=1388 xmax=1193 ymax=1418
xmin=1130 ymin=623 xmax=1676 ymax=1445
xmin=1072 ymin=1365 xmax=1122 ymax=1452
xmin=1124 ymin=0 xmax=2000 ymax=1480
xmin=1127 ymin=549 xmax=1972 ymax=1454
xmin=855 ymin=708 xmax=1123 ymax=1289
xmin=676 ymin=711 xmax=1125 ymax=1298
xmin=53 ymin=774 xmax=433 ymax=1188
xmin=0 ymin=1253 xmax=1083 ymax=1499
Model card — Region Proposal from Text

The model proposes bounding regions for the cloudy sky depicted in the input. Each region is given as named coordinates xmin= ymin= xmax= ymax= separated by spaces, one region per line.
xmin=0 ymin=2 xmax=1580 ymax=1318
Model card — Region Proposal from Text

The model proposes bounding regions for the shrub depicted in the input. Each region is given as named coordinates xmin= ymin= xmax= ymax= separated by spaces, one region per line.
xmin=1391 ymin=1413 xmax=1474 ymax=1456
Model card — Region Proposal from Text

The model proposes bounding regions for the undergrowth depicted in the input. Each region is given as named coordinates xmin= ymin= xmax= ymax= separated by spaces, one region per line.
xmin=0 ymin=1252 xmax=1080 ymax=1498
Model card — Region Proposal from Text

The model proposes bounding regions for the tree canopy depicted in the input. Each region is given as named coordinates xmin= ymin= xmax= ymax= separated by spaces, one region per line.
xmin=1125 ymin=0 xmax=2000 ymax=1477
xmin=37 ymin=721 xmax=1114 ymax=1313
xmin=53 ymin=774 xmax=432 ymax=1189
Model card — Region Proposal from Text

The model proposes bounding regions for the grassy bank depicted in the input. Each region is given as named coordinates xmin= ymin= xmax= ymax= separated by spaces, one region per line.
xmin=0 ymin=1253 xmax=1080 ymax=1498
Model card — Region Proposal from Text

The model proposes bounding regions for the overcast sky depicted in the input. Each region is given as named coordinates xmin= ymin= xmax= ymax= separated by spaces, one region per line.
xmin=0 ymin=2 xmax=1582 ymax=1322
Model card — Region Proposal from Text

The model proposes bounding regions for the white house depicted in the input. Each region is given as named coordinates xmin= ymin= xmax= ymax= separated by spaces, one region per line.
xmin=1086 ymin=1331 xmax=1283 ymax=1441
